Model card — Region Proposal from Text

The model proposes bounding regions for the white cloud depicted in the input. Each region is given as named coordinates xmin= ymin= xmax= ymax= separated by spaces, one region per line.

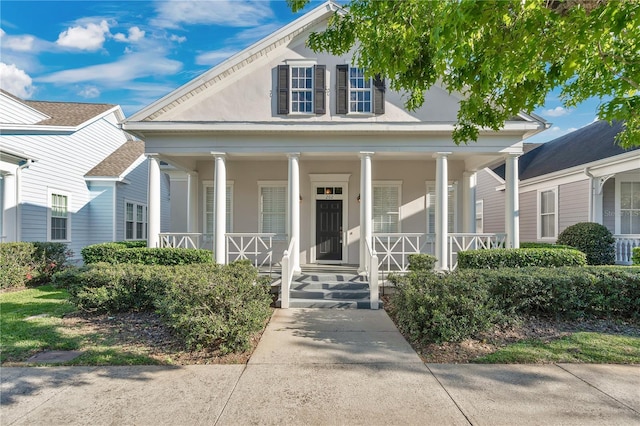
xmin=0 ymin=29 xmax=35 ymax=51
xmin=543 ymin=106 xmax=570 ymax=117
xmin=233 ymin=24 xmax=281 ymax=42
xmin=114 ymin=26 xmax=145 ymax=43
xmin=36 ymin=52 xmax=182 ymax=85
xmin=196 ymin=48 xmax=240 ymax=66
xmin=56 ymin=20 xmax=110 ymax=51
xmin=169 ymin=34 xmax=187 ymax=43
xmin=151 ymin=0 xmax=274 ymax=28
xmin=78 ymin=86 xmax=101 ymax=98
xmin=0 ymin=62 xmax=34 ymax=98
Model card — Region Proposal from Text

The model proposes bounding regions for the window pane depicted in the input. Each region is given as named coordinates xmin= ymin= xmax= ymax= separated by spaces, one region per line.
xmin=373 ymin=186 xmax=399 ymax=233
xmin=261 ymin=186 xmax=286 ymax=234
xmin=126 ymin=203 xmax=134 ymax=221
xmin=621 ymin=183 xmax=632 ymax=209
xmin=136 ymin=205 xmax=143 ymax=221
xmin=126 ymin=222 xmax=134 ymax=240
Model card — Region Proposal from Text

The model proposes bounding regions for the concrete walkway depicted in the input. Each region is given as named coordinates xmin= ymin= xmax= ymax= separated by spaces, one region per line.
xmin=2 ymin=309 xmax=639 ymax=425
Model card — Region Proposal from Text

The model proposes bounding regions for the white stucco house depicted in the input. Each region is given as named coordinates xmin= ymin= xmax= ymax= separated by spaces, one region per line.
xmin=0 ymin=89 xmax=170 ymax=260
xmin=121 ymin=1 xmax=547 ymax=305
xmin=477 ymin=120 xmax=640 ymax=264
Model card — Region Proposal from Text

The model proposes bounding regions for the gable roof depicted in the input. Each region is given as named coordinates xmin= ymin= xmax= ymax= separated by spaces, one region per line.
xmin=493 ymin=120 xmax=637 ymax=180
xmin=126 ymin=1 xmax=344 ymax=123
xmin=85 ymin=140 xmax=145 ymax=178
xmin=1 ymin=89 xmax=118 ymax=127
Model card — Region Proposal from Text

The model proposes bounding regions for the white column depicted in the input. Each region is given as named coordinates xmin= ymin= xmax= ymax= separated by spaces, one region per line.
xmin=462 ymin=171 xmax=477 ymax=233
xmin=360 ymin=152 xmax=374 ymax=272
xmin=213 ymin=153 xmax=226 ymax=264
xmin=147 ymin=155 xmax=161 ymax=248
xmin=187 ymin=172 xmax=198 ymax=233
xmin=2 ymin=172 xmax=17 ymax=242
xmin=505 ymin=154 xmax=520 ymax=248
xmin=358 ymin=157 xmax=365 ymax=272
xmin=591 ymin=177 xmax=605 ymax=224
xmin=435 ymin=153 xmax=450 ymax=270
xmin=288 ymin=153 xmax=301 ymax=273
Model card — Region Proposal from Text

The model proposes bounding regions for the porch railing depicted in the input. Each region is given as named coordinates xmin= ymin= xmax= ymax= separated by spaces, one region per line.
xmin=448 ymin=233 xmax=507 ymax=270
xmin=364 ymin=238 xmax=379 ymax=310
xmin=614 ymin=235 xmax=640 ymax=265
xmin=159 ymin=233 xmax=203 ymax=249
xmin=373 ymin=233 xmax=436 ymax=273
xmin=226 ymin=233 xmax=280 ymax=268
xmin=280 ymin=237 xmax=296 ymax=309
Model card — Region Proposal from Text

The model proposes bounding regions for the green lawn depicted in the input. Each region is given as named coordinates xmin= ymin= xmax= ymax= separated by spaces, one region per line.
xmin=0 ymin=285 xmax=162 ymax=365
xmin=475 ymin=332 xmax=640 ymax=364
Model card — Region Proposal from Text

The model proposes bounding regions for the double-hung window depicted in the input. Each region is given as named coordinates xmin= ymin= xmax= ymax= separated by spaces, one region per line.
xmin=475 ymin=200 xmax=484 ymax=233
xmin=373 ymin=183 xmax=401 ymax=233
xmin=125 ymin=201 xmax=147 ymax=240
xmin=204 ymin=183 xmax=233 ymax=238
xmin=50 ymin=192 xmax=69 ymax=241
xmin=425 ymin=182 xmax=457 ymax=233
xmin=277 ymin=63 xmax=325 ymax=115
xmin=259 ymin=183 xmax=287 ymax=236
xmin=620 ymin=181 xmax=640 ymax=234
xmin=538 ymin=188 xmax=557 ymax=239
xmin=349 ymin=67 xmax=372 ymax=113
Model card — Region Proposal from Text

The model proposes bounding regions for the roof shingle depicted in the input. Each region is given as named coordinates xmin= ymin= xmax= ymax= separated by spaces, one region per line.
xmin=85 ymin=140 xmax=145 ymax=177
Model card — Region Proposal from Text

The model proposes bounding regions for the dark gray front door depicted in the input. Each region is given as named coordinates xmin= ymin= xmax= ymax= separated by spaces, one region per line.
xmin=316 ymin=200 xmax=343 ymax=261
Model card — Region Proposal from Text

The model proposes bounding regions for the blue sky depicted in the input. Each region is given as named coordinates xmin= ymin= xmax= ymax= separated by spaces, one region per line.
xmin=1 ymin=0 xmax=601 ymax=142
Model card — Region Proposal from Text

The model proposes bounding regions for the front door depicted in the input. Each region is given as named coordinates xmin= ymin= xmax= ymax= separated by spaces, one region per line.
xmin=316 ymin=200 xmax=343 ymax=261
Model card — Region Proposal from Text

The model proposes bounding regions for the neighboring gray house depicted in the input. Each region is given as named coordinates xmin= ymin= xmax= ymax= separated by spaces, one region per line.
xmin=477 ymin=120 xmax=640 ymax=263
xmin=0 ymin=89 xmax=170 ymax=261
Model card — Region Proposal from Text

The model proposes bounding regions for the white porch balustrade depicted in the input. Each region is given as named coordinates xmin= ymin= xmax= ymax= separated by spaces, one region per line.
xmin=226 ymin=233 xmax=281 ymax=268
xmin=280 ymin=237 xmax=296 ymax=309
xmin=448 ymin=233 xmax=507 ymax=270
xmin=364 ymin=238 xmax=379 ymax=309
xmin=373 ymin=233 xmax=436 ymax=273
xmin=159 ymin=233 xmax=203 ymax=249
xmin=614 ymin=235 xmax=640 ymax=265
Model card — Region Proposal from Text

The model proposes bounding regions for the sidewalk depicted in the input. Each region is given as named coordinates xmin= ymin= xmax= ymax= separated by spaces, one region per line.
xmin=2 ymin=309 xmax=639 ymax=425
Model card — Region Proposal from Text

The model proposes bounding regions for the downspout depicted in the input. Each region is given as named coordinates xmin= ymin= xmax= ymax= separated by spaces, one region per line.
xmin=15 ymin=159 xmax=34 ymax=241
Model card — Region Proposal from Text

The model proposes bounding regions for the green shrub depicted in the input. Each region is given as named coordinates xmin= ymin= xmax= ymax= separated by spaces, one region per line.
xmin=520 ymin=242 xmax=574 ymax=250
xmin=556 ymin=222 xmax=615 ymax=265
xmin=31 ymin=242 xmax=72 ymax=284
xmin=407 ymin=254 xmax=437 ymax=271
xmin=0 ymin=242 xmax=36 ymax=289
xmin=117 ymin=240 xmax=147 ymax=248
xmin=457 ymin=248 xmax=586 ymax=269
xmin=155 ymin=260 xmax=273 ymax=354
xmin=53 ymin=263 xmax=176 ymax=313
xmin=633 ymin=247 xmax=640 ymax=265
xmin=390 ymin=270 xmax=504 ymax=344
xmin=81 ymin=243 xmax=213 ymax=265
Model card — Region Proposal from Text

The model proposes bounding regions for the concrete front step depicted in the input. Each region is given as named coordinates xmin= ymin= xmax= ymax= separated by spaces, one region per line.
xmin=276 ymin=298 xmax=383 ymax=309
xmin=289 ymin=289 xmax=370 ymax=300
xmin=291 ymin=282 xmax=368 ymax=291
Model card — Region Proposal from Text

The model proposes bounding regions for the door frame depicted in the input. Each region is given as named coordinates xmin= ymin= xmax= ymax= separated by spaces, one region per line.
xmin=309 ymin=174 xmax=350 ymax=264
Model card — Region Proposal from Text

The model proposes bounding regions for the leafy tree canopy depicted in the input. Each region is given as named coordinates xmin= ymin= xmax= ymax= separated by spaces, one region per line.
xmin=288 ymin=0 xmax=639 ymax=147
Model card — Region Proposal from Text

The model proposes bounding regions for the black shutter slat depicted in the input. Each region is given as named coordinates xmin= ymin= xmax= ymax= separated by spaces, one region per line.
xmin=373 ymin=75 xmax=385 ymax=114
xmin=277 ymin=65 xmax=289 ymax=115
xmin=336 ymin=64 xmax=348 ymax=114
xmin=314 ymin=65 xmax=326 ymax=115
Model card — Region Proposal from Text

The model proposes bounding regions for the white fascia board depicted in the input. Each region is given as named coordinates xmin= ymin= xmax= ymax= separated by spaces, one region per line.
xmin=0 ymin=147 xmax=35 ymax=163
xmin=76 ymin=105 xmax=122 ymax=130
xmin=1 ymin=124 xmax=74 ymax=134
xmin=122 ymin=120 xmax=544 ymax=135
xmin=125 ymin=2 xmax=342 ymax=123
xmin=482 ymin=167 xmax=506 ymax=185
xmin=84 ymin=176 xmax=130 ymax=184
xmin=119 ymin=154 xmax=147 ymax=181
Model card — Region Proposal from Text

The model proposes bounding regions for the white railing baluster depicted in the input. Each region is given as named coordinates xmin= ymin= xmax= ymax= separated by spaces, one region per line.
xmin=614 ymin=234 xmax=640 ymax=265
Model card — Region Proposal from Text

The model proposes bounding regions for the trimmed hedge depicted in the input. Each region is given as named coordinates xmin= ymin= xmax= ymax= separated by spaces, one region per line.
xmin=557 ymin=222 xmax=615 ymax=265
xmin=633 ymin=247 xmax=640 ymax=265
xmin=408 ymin=254 xmax=437 ymax=271
xmin=389 ymin=266 xmax=640 ymax=344
xmin=520 ymin=242 xmax=575 ymax=250
xmin=457 ymin=248 xmax=587 ymax=269
xmin=81 ymin=243 xmax=213 ymax=265
xmin=0 ymin=243 xmax=36 ymax=289
xmin=52 ymin=260 xmax=272 ymax=354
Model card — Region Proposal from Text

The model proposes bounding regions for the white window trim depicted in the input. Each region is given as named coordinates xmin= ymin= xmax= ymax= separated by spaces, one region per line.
xmin=425 ymin=181 xmax=458 ymax=234
xmin=615 ymin=173 xmax=640 ymax=235
xmin=537 ymin=187 xmax=558 ymax=240
xmin=47 ymin=188 xmax=71 ymax=242
xmin=124 ymin=199 xmax=147 ymax=241
xmin=476 ymin=199 xmax=484 ymax=233
xmin=373 ymin=180 xmax=402 ymax=233
xmin=203 ymin=180 xmax=234 ymax=237
xmin=289 ymin=63 xmax=315 ymax=115
xmin=347 ymin=64 xmax=374 ymax=116
xmin=257 ymin=181 xmax=288 ymax=235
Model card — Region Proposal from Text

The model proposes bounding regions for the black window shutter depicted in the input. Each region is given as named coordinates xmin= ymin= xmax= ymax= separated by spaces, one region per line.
xmin=373 ymin=75 xmax=385 ymax=114
xmin=277 ymin=65 xmax=289 ymax=115
xmin=336 ymin=64 xmax=348 ymax=114
xmin=314 ymin=65 xmax=326 ymax=114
